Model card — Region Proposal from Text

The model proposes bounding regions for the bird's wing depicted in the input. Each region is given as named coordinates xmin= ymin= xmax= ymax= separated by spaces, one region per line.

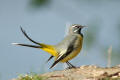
xmin=50 ymin=35 xmax=77 ymax=68
xmin=46 ymin=55 xmax=54 ymax=63
xmin=50 ymin=45 xmax=74 ymax=69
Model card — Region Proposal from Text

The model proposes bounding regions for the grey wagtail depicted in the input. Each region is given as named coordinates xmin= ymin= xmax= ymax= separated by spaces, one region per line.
xmin=12 ymin=24 xmax=86 ymax=69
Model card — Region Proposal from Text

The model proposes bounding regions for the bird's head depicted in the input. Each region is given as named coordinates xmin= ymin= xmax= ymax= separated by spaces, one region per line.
xmin=69 ymin=24 xmax=86 ymax=34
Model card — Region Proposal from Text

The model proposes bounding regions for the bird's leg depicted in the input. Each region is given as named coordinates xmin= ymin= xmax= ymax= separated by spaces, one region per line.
xmin=66 ymin=61 xmax=76 ymax=69
xmin=66 ymin=61 xmax=72 ymax=68
xmin=67 ymin=61 xmax=76 ymax=68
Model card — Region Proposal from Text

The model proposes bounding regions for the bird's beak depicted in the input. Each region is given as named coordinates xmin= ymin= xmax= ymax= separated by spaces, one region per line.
xmin=82 ymin=25 xmax=88 ymax=28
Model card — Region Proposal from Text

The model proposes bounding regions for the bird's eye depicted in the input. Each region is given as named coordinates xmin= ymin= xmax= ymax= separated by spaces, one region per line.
xmin=73 ymin=25 xmax=79 ymax=28
xmin=75 ymin=26 xmax=79 ymax=28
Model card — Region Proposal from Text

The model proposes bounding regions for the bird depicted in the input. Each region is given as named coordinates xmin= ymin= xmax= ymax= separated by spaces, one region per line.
xmin=12 ymin=24 xmax=86 ymax=69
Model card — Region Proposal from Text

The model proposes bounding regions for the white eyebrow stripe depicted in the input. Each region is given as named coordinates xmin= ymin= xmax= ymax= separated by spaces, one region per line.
xmin=72 ymin=25 xmax=77 ymax=27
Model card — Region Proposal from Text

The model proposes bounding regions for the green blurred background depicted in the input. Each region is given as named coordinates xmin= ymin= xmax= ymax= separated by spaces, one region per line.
xmin=0 ymin=0 xmax=120 ymax=80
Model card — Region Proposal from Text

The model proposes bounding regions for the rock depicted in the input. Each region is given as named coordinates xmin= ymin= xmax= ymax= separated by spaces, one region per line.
xmin=12 ymin=65 xmax=120 ymax=80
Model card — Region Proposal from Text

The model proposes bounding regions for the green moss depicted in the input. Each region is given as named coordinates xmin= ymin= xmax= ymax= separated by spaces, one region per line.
xmin=17 ymin=73 xmax=47 ymax=80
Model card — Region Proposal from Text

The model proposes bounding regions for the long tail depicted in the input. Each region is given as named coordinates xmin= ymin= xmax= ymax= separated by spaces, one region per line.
xmin=12 ymin=43 xmax=41 ymax=48
xmin=20 ymin=26 xmax=42 ymax=46
xmin=12 ymin=27 xmax=57 ymax=57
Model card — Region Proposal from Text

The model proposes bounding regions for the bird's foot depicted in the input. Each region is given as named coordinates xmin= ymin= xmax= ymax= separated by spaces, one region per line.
xmin=66 ymin=66 xmax=76 ymax=69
